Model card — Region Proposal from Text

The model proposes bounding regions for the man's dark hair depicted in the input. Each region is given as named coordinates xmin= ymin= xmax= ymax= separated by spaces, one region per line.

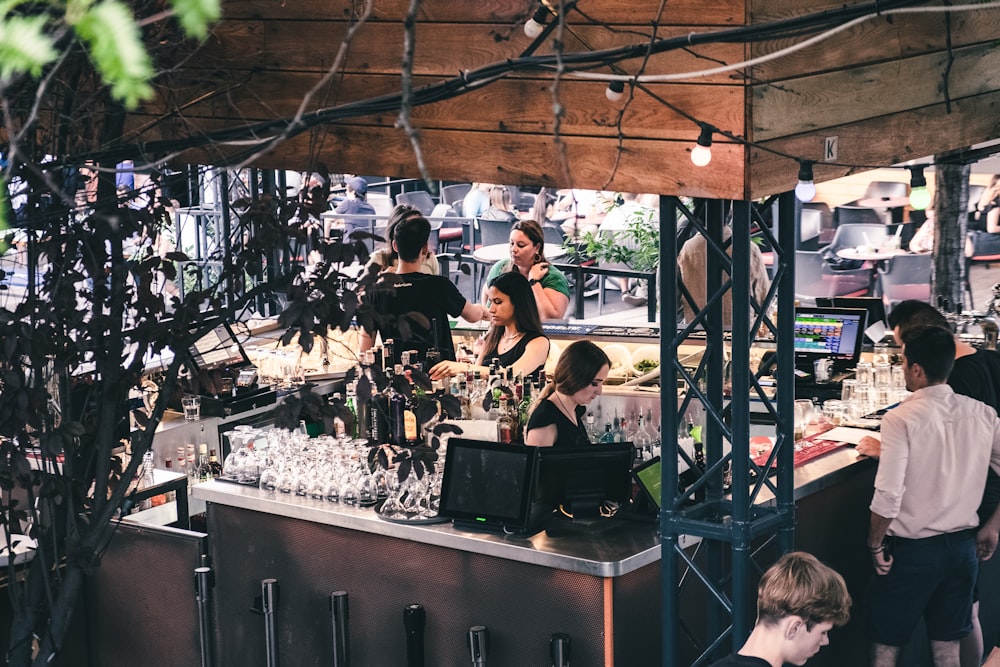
xmin=901 ymin=325 xmax=956 ymax=383
xmin=887 ymin=300 xmax=949 ymax=335
xmin=392 ymin=214 xmax=431 ymax=262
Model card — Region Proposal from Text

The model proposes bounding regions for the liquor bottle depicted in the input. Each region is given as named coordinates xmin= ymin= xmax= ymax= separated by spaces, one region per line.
xmin=585 ymin=412 xmax=600 ymax=443
xmin=141 ymin=450 xmax=157 ymax=509
xmin=176 ymin=447 xmax=186 ymax=480
xmin=383 ymin=338 xmax=395 ymax=371
xmin=633 ymin=414 xmax=653 ymax=462
xmin=516 ymin=382 xmax=532 ymax=444
xmin=459 ymin=372 xmax=472 ymax=419
xmin=425 ymin=317 xmax=442 ymax=369
xmin=468 ymin=371 xmax=489 ymax=420
xmin=612 ymin=417 xmax=627 ymax=443
xmin=163 ymin=458 xmax=176 ymax=502
xmin=197 ymin=443 xmax=212 ymax=482
xmin=496 ymin=398 xmax=515 ymax=444
xmin=599 ymin=423 xmax=616 ymax=444
xmin=389 ymin=365 xmax=419 ymax=446
xmin=208 ymin=449 xmax=223 ymax=478
xmin=345 ymin=383 xmax=358 ymax=438
xmin=369 ymin=385 xmax=388 ymax=446
xmin=185 ymin=444 xmax=197 ymax=487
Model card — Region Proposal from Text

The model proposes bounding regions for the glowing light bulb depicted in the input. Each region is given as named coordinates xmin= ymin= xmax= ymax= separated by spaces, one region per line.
xmin=690 ymin=125 xmax=714 ymax=167
xmin=524 ymin=5 xmax=549 ymax=38
xmin=605 ymin=80 xmax=625 ymax=102
xmin=908 ymin=166 xmax=931 ymax=210
xmin=795 ymin=181 xmax=816 ymax=203
xmin=910 ymin=186 xmax=931 ymax=211
xmin=794 ymin=160 xmax=815 ymax=202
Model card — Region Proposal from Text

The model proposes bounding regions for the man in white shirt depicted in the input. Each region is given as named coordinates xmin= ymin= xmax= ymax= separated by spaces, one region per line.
xmin=868 ymin=325 xmax=1000 ymax=667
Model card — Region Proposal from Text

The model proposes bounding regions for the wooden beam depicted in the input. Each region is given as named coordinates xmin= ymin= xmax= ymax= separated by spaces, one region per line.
xmin=750 ymin=11 xmax=1000 ymax=82
xmin=219 ymin=0 xmax=744 ymax=26
xmin=190 ymin=20 xmax=745 ymax=81
xmin=751 ymin=41 xmax=1000 ymax=141
xmin=132 ymin=74 xmax=743 ymax=142
xmin=138 ymin=123 xmax=747 ymax=198
xmin=748 ymin=90 xmax=1000 ymax=198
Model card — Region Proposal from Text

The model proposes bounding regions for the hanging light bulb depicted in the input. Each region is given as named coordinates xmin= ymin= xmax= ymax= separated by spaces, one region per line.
xmin=794 ymin=160 xmax=816 ymax=202
xmin=605 ymin=80 xmax=626 ymax=102
xmin=524 ymin=4 xmax=550 ymax=38
xmin=909 ymin=166 xmax=931 ymax=210
xmin=690 ymin=125 xmax=713 ymax=167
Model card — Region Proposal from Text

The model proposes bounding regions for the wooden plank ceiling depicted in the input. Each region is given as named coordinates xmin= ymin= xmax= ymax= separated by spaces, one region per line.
xmin=110 ymin=0 xmax=1000 ymax=199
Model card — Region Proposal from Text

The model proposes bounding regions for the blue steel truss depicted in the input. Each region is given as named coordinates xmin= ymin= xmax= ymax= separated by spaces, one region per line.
xmin=660 ymin=193 xmax=797 ymax=666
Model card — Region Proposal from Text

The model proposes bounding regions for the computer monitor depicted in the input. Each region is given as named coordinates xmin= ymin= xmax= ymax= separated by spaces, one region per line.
xmin=437 ymin=439 xmax=542 ymax=534
xmin=632 ymin=456 xmax=662 ymax=510
xmin=793 ymin=306 xmax=867 ymax=370
xmin=537 ymin=444 xmax=634 ymax=519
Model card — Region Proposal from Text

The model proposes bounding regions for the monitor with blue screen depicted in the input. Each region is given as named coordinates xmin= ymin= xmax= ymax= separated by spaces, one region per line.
xmin=793 ymin=306 xmax=867 ymax=371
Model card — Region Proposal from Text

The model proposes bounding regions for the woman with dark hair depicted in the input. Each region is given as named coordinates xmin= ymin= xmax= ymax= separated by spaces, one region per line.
xmin=482 ymin=218 xmax=570 ymax=320
xmin=525 ymin=340 xmax=610 ymax=447
xmin=365 ymin=204 xmax=439 ymax=276
xmin=429 ymin=271 xmax=549 ymax=380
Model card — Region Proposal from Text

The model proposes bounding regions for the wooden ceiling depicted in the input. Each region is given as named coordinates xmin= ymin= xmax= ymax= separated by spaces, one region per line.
xmin=108 ymin=0 xmax=1000 ymax=198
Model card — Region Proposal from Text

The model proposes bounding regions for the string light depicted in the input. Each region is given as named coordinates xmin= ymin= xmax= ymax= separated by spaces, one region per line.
xmin=524 ymin=4 xmax=550 ymax=38
xmin=794 ymin=160 xmax=816 ymax=202
xmin=605 ymin=80 xmax=625 ymax=101
xmin=909 ymin=166 xmax=931 ymax=210
xmin=690 ymin=125 xmax=713 ymax=167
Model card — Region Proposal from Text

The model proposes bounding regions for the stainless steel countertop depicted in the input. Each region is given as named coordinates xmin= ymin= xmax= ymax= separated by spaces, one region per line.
xmin=193 ymin=437 xmax=877 ymax=578
xmin=194 ymin=480 xmax=662 ymax=577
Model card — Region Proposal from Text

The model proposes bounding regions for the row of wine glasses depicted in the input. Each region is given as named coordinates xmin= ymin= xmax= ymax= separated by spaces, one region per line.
xmin=223 ymin=426 xmax=445 ymax=519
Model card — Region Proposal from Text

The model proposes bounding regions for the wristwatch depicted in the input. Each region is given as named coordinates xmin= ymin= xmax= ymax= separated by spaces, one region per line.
xmin=528 ymin=278 xmax=539 ymax=285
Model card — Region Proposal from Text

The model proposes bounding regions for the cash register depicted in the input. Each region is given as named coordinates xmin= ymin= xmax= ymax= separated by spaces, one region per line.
xmin=793 ymin=305 xmax=867 ymax=401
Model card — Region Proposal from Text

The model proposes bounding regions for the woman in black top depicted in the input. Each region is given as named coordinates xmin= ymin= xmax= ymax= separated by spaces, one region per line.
xmin=429 ymin=271 xmax=549 ymax=380
xmin=525 ymin=340 xmax=610 ymax=448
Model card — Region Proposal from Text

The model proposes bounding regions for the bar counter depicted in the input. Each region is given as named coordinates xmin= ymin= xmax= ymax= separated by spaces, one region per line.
xmin=194 ymin=479 xmax=664 ymax=577
xmin=192 ymin=438 xmax=877 ymax=666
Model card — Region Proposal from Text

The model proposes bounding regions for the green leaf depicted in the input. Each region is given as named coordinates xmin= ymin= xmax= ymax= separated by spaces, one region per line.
xmin=72 ymin=0 xmax=154 ymax=108
xmin=169 ymin=0 xmax=221 ymax=39
xmin=0 ymin=15 xmax=59 ymax=80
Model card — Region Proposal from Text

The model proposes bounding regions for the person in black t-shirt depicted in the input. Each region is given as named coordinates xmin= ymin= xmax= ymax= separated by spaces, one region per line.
xmin=709 ymin=552 xmax=850 ymax=667
xmin=359 ymin=213 xmax=486 ymax=365
xmin=525 ymin=340 xmax=610 ymax=448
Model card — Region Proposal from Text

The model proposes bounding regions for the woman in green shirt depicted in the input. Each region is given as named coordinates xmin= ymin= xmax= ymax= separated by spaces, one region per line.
xmin=482 ymin=219 xmax=570 ymax=321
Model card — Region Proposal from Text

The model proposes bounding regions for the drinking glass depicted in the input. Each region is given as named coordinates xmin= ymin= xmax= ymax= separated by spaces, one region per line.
xmin=181 ymin=395 xmax=201 ymax=420
xmin=822 ymin=399 xmax=846 ymax=426
xmin=793 ymin=399 xmax=814 ymax=440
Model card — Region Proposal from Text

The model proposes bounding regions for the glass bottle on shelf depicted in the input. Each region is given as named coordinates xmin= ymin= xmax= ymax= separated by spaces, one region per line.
xmin=599 ymin=423 xmax=616 ymax=444
xmin=208 ymin=449 xmax=223 ymax=478
xmin=585 ymin=412 xmax=600 ymax=443
xmin=633 ymin=414 xmax=653 ymax=462
xmin=612 ymin=417 xmax=627 ymax=443
xmin=197 ymin=443 xmax=212 ymax=482
xmin=496 ymin=398 xmax=515 ymax=444
xmin=383 ymin=338 xmax=395 ymax=371
xmin=163 ymin=458 xmax=176 ymax=502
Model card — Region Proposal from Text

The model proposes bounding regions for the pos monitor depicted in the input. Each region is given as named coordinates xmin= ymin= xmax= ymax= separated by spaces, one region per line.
xmin=537 ymin=444 xmax=634 ymax=519
xmin=793 ymin=306 xmax=867 ymax=373
xmin=437 ymin=439 xmax=545 ymax=534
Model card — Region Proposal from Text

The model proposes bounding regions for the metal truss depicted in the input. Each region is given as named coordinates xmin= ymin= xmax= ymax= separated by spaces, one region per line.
xmin=660 ymin=193 xmax=797 ymax=666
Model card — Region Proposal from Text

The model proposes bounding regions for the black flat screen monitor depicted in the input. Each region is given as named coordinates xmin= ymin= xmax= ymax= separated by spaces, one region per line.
xmin=537 ymin=444 xmax=634 ymax=519
xmin=793 ymin=306 xmax=867 ymax=370
xmin=189 ymin=320 xmax=250 ymax=371
xmin=438 ymin=439 xmax=540 ymax=533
